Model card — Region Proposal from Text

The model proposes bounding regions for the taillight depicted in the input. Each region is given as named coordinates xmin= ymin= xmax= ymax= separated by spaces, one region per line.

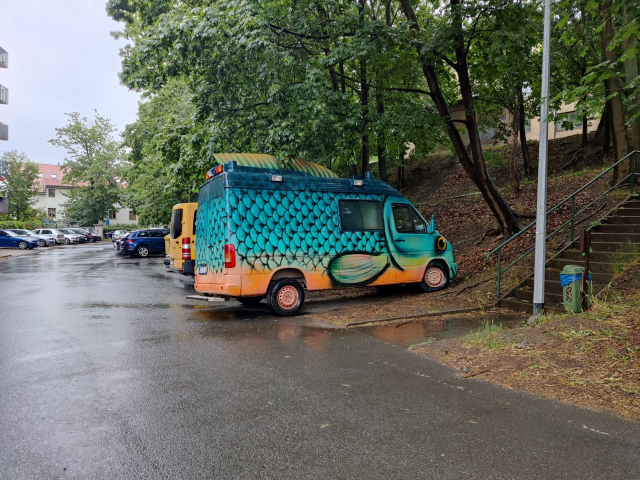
xmin=182 ymin=237 xmax=191 ymax=260
xmin=126 ymin=239 xmax=135 ymax=243
xmin=224 ymin=244 xmax=236 ymax=268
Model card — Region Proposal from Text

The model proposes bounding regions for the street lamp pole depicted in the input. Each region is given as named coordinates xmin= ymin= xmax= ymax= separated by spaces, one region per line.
xmin=533 ymin=0 xmax=552 ymax=315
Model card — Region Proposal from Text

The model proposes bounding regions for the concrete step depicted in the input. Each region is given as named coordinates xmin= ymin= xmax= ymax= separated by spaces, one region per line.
xmin=595 ymin=224 xmax=640 ymax=234
xmin=561 ymin=250 xmax=613 ymax=262
xmin=623 ymin=200 xmax=640 ymax=208
xmin=590 ymin=232 xmax=640 ymax=243
xmin=571 ymin=241 xmax=640 ymax=252
xmin=615 ymin=208 xmax=640 ymax=216
xmin=602 ymin=216 xmax=640 ymax=225
xmin=523 ymin=278 xmax=563 ymax=293
xmin=499 ymin=297 xmax=568 ymax=316
xmin=513 ymin=288 xmax=563 ymax=305
xmin=550 ymin=258 xmax=614 ymax=274
xmin=546 ymin=267 xmax=612 ymax=286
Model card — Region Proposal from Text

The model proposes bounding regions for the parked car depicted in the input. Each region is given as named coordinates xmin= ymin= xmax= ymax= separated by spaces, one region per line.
xmin=60 ymin=229 xmax=86 ymax=243
xmin=167 ymin=202 xmax=198 ymax=275
xmin=6 ymin=229 xmax=56 ymax=247
xmin=80 ymin=227 xmax=102 ymax=242
xmin=32 ymin=228 xmax=66 ymax=245
xmin=194 ymin=154 xmax=456 ymax=316
xmin=120 ymin=229 xmax=170 ymax=257
xmin=68 ymin=228 xmax=92 ymax=243
xmin=114 ymin=232 xmax=131 ymax=251
xmin=110 ymin=230 xmax=129 ymax=243
xmin=0 ymin=229 xmax=40 ymax=249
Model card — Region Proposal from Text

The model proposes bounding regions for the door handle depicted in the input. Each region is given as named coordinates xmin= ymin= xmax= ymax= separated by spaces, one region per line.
xmin=394 ymin=239 xmax=405 ymax=243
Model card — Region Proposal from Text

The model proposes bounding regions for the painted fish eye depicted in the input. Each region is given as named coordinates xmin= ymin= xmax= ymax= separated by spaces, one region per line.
xmin=436 ymin=236 xmax=447 ymax=251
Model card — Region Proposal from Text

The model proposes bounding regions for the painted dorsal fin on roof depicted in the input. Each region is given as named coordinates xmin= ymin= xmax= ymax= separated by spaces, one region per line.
xmin=212 ymin=153 xmax=338 ymax=178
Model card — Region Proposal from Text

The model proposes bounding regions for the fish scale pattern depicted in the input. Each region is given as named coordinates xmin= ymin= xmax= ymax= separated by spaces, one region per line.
xmin=228 ymin=187 xmax=389 ymax=274
xmin=196 ymin=177 xmax=226 ymax=275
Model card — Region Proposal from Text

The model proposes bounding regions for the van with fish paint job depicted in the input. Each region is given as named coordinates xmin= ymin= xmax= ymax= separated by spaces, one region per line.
xmin=194 ymin=154 xmax=456 ymax=316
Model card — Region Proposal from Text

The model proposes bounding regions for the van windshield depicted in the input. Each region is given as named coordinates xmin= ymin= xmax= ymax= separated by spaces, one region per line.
xmin=171 ymin=208 xmax=183 ymax=239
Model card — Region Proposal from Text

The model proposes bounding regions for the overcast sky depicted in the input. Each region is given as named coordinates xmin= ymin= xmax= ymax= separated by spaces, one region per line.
xmin=0 ymin=0 xmax=141 ymax=165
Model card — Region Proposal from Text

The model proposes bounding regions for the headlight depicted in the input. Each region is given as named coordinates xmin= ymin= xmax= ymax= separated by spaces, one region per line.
xmin=436 ymin=236 xmax=447 ymax=251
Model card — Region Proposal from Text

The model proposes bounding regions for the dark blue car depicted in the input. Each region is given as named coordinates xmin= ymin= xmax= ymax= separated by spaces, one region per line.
xmin=0 ymin=229 xmax=40 ymax=250
xmin=120 ymin=229 xmax=169 ymax=258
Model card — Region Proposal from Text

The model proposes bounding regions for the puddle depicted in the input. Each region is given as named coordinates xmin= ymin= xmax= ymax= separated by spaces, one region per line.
xmin=359 ymin=313 xmax=525 ymax=348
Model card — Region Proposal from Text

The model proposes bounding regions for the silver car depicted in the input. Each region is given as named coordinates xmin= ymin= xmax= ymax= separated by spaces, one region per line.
xmin=59 ymin=229 xmax=84 ymax=244
xmin=7 ymin=229 xmax=56 ymax=247
xmin=32 ymin=228 xmax=66 ymax=245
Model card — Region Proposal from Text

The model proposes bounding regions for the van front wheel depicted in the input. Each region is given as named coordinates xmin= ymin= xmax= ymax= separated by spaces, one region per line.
xmin=267 ymin=279 xmax=305 ymax=316
xmin=420 ymin=262 xmax=449 ymax=293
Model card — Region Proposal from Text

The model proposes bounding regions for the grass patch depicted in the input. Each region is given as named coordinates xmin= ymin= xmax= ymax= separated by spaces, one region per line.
xmin=610 ymin=243 xmax=640 ymax=275
xmin=463 ymin=320 xmax=508 ymax=349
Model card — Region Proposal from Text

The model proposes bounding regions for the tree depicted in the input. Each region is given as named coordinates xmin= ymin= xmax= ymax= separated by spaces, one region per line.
xmin=1 ymin=150 xmax=40 ymax=220
xmin=49 ymin=112 xmax=125 ymax=225
xmin=397 ymin=0 xmax=529 ymax=235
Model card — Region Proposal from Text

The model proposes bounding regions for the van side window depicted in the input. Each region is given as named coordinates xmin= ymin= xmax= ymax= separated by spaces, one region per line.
xmin=339 ymin=200 xmax=383 ymax=231
xmin=171 ymin=208 xmax=183 ymax=239
xmin=392 ymin=204 xmax=427 ymax=234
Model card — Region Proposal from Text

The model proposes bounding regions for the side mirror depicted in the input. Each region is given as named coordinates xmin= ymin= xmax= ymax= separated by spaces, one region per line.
xmin=428 ymin=214 xmax=435 ymax=234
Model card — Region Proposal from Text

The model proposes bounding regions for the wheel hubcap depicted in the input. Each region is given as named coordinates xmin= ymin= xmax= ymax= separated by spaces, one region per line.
xmin=425 ymin=267 xmax=445 ymax=288
xmin=277 ymin=286 xmax=299 ymax=310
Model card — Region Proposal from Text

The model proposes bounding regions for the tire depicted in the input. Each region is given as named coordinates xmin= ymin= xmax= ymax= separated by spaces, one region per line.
xmin=18 ymin=241 xmax=28 ymax=250
xmin=136 ymin=245 xmax=150 ymax=258
xmin=237 ymin=296 xmax=263 ymax=306
xmin=267 ymin=279 xmax=305 ymax=316
xmin=419 ymin=261 xmax=449 ymax=293
xmin=90 ymin=237 xmax=95 ymax=243
xmin=37 ymin=239 xmax=46 ymax=247
xmin=64 ymin=238 xmax=71 ymax=245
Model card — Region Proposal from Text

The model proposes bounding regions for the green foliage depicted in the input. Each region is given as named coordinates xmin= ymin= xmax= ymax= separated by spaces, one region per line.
xmin=611 ymin=243 xmax=640 ymax=275
xmin=49 ymin=112 xmax=125 ymax=225
xmin=464 ymin=320 xmax=508 ymax=349
xmin=484 ymin=150 xmax=508 ymax=169
xmin=1 ymin=151 xmax=41 ymax=220
xmin=0 ymin=219 xmax=43 ymax=230
xmin=105 ymin=223 xmax=147 ymax=232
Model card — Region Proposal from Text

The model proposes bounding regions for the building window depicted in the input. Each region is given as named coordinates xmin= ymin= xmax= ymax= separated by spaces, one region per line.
xmin=50 ymin=174 xmax=57 ymax=179
xmin=109 ymin=212 xmax=117 ymax=220
xmin=556 ymin=111 xmax=583 ymax=132
xmin=37 ymin=173 xmax=43 ymax=178
xmin=129 ymin=211 xmax=137 ymax=221
xmin=524 ymin=119 xmax=531 ymax=133
xmin=338 ymin=200 xmax=383 ymax=231
xmin=48 ymin=208 xmax=56 ymax=218
xmin=48 ymin=188 xmax=55 ymax=197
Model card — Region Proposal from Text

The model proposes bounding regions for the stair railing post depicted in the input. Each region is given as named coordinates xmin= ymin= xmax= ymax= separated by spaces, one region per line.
xmin=570 ymin=195 xmax=575 ymax=242
xmin=497 ymin=248 xmax=502 ymax=299
xmin=631 ymin=152 xmax=636 ymax=196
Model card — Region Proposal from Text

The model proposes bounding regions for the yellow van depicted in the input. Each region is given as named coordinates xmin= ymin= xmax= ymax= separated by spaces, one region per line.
xmin=167 ymin=202 xmax=198 ymax=275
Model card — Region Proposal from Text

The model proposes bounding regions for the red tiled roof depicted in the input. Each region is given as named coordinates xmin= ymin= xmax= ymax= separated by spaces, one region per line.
xmin=36 ymin=163 xmax=76 ymax=193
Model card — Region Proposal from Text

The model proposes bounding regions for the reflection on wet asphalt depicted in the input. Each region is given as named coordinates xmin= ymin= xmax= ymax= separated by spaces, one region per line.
xmin=1 ymin=244 xmax=640 ymax=479
xmin=361 ymin=314 xmax=525 ymax=348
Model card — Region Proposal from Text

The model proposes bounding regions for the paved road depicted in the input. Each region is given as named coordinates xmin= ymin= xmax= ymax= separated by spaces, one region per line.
xmin=1 ymin=244 xmax=639 ymax=479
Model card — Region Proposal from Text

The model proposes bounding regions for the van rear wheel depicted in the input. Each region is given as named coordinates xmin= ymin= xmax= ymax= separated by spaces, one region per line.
xmin=420 ymin=262 xmax=449 ymax=293
xmin=267 ymin=279 xmax=304 ymax=316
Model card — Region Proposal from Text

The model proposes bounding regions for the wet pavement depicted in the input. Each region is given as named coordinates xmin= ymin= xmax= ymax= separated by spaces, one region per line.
xmin=1 ymin=244 xmax=640 ymax=479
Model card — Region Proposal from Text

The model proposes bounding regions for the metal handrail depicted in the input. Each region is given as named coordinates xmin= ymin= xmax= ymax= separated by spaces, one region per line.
xmin=487 ymin=150 xmax=639 ymax=298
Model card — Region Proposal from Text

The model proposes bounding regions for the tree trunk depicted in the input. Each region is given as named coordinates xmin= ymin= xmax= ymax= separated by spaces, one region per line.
xmin=397 ymin=152 xmax=405 ymax=190
xmin=510 ymin=112 xmax=521 ymax=194
xmin=601 ymin=101 xmax=612 ymax=160
xmin=376 ymin=93 xmax=388 ymax=182
xmin=623 ymin=8 xmax=640 ymax=156
xmin=582 ymin=116 xmax=588 ymax=146
xmin=398 ymin=0 xmax=523 ymax=235
xmin=360 ymin=58 xmax=369 ymax=176
xmin=339 ymin=61 xmax=346 ymax=94
xmin=600 ymin=1 xmax=630 ymax=177
xmin=517 ymin=87 xmax=532 ymax=175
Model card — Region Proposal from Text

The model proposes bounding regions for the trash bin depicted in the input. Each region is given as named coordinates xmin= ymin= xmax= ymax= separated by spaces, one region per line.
xmin=559 ymin=265 xmax=592 ymax=313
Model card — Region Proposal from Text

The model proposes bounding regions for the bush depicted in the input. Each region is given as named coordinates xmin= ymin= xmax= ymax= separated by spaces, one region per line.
xmin=484 ymin=150 xmax=507 ymax=169
xmin=0 ymin=219 xmax=44 ymax=230
xmin=104 ymin=223 xmax=143 ymax=232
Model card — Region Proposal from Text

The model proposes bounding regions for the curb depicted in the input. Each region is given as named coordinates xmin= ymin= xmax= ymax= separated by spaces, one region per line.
xmin=345 ymin=307 xmax=483 ymax=327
